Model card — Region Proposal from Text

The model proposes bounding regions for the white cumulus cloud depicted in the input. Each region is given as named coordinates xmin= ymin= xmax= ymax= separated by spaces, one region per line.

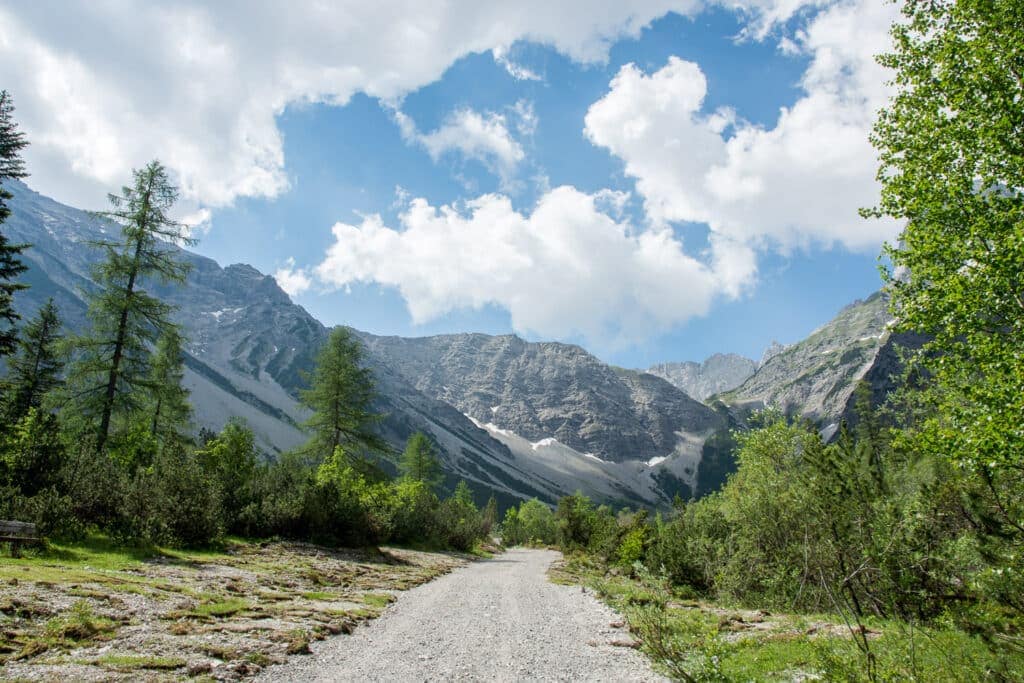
xmin=395 ymin=107 xmax=526 ymax=188
xmin=274 ymin=258 xmax=313 ymax=297
xmin=314 ymin=187 xmax=754 ymax=346
xmin=491 ymin=46 xmax=543 ymax=81
xmin=0 ymin=0 xmax=717 ymax=211
xmin=584 ymin=0 xmax=902 ymax=253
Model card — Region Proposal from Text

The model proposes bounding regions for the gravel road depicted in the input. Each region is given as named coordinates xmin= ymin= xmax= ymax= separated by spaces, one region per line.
xmin=258 ymin=548 xmax=666 ymax=682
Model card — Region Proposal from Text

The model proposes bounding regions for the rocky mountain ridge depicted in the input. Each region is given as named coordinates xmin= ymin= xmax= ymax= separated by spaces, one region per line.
xmin=647 ymin=353 xmax=758 ymax=400
xmin=722 ymin=292 xmax=903 ymax=437
xmin=359 ymin=332 xmax=724 ymax=465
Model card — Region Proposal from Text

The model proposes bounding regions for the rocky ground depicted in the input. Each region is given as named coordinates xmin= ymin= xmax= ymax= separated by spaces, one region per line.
xmin=0 ymin=539 xmax=466 ymax=681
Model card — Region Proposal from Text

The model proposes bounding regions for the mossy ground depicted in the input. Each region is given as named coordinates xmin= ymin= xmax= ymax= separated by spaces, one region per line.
xmin=0 ymin=536 xmax=467 ymax=680
xmin=551 ymin=554 xmax=1021 ymax=682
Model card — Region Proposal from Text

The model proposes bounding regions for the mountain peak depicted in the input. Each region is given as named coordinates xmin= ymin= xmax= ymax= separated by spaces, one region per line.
xmin=647 ymin=353 xmax=757 ymax=401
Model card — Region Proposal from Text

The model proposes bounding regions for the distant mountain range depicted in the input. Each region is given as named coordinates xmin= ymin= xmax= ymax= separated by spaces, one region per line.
xmin=3 ymin=181 xmax=910 ymax=508
xmin=647 ymin=354 xmax=758 ymax=401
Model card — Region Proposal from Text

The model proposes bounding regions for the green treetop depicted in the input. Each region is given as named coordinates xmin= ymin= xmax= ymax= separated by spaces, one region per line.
xmin=147 ymin=326 xmax=191 ymax=447
xmin=4 ymin=298 xmax=63 ymax=421
xmin=867 ymin=0 xmax=1024 ymax=474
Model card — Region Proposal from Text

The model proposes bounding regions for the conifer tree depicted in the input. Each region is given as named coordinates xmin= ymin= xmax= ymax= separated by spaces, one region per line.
xmin=0 ymin=90 xmax=29 ymax=357
xmin=65 ymin=160 xmax=194 ymax=452
xmin=399 ymin=431 xmax=444 ymax=491
xmin=5 ymin=298 xmax=63 ymax=420
xmin=147 ymin=326 xmax=191 ymax=445
xmin=299 ymin=327 xmax=386 ymax=464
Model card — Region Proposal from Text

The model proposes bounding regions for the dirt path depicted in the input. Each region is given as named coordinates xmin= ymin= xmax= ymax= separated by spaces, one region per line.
xmin=258 ymin=548 xmax=665 ymax=682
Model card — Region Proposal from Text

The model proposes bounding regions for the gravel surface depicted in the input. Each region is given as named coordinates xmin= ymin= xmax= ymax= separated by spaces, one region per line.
xmin=258 ymin=548 xmax=666 ymax=682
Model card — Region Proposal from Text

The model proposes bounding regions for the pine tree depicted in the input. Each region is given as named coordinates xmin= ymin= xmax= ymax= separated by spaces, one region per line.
xmin=65 ymin=160 xmax=194 ymax=452
xmin=399 ymin=431 xmax=443 ymax=490
xmin=5 ymin=298 xmax=63 ymax=420
xmin=147 ymin=326 xmax=191 ymax=446
xmin=0 ymin=90 xmax=30 ymax=357
xmin=299 ymin=327 xmax=386 ymax=465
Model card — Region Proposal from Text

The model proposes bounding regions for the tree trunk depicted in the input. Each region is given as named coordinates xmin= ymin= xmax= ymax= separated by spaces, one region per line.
xmin=96 ymin=180 xmax=152 ymax=452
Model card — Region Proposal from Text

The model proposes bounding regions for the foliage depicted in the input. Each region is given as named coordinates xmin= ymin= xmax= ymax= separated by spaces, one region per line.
xmin=196 ymin=418 xmax=258 ymax=532
xmin=501 ymin=498 xmax=558 ymax=546
xmin=0 ymin=89 xmax=29 ymax=357
xmin=116 ymin=444 xmax=224 ymax=546
xmin=4 ymin=298 xmax=64 ymax=421
xmin=63 ymin=160 xmax=194 ymax=452
xmin=436 ymin=481 xmax=486 ymax=551
xmin=145 ymin=326 xmax=191 ymax=449
xmin=0 ymin=408 xmax=65 ymax=496
xmin=399 ymin=431 xmax=443 ymax=491
xmin=299 ymin=327 xmax=387 ymax=467
xmin=869 ymin=0 xmax=1024 ymax=470
xmin=867 ymin=0 xmax=1024 ymax=638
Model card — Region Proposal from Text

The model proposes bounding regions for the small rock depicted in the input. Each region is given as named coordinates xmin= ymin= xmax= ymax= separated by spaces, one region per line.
xmin=187 ymin=661 xmax=213 ymax=676
xmin=609 ymin=620 xmax=626 ymax=629
xmin=609 ymin=638 xmax=641 ymax=649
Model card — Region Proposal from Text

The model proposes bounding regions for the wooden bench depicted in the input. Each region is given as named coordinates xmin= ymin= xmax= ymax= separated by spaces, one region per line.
xmin=0 ymin=520 xmax=40 ymax=557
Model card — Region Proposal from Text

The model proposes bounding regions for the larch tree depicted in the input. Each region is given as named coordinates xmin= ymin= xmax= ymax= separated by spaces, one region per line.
xmin=65 ymin=160 xmax=194 ymax=452
xmin=299 ymin=326 xmax=386 ymax=466
xmin=399 ymin=431 xmax=444 ymax=491
xmin=147 ymin=326 xmax=191 ymax=446
xmin=0 ymin=90 xmax=29 ymax=357
xmin=5 ymin=298 xmax=63 ymax=421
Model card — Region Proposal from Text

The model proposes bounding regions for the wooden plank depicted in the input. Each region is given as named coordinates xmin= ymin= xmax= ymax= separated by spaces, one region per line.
xmin=0 ymin=520 xmax=38 ymax=537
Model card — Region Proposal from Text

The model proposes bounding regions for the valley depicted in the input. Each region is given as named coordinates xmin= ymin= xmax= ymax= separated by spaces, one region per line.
xmin=4 ymin=180 xmax=906 ymax=510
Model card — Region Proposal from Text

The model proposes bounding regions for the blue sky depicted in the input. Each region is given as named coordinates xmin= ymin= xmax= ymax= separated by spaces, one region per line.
xmin=1 ymin=1 xmax=899 ymax=368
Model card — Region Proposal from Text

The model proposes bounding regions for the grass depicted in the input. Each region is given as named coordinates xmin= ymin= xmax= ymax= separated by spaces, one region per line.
xmin=556 ymin=555 xmax=1024 ymax=682
xmin=189 ymin=597 xmax=251 ymax=618
xmin=301 ymin=591 xmax=336 ymax=601
xmin=4 ymin=601 xmax=118 ymax=662
xmin=359 ymin=592 xmax=395 ymax=609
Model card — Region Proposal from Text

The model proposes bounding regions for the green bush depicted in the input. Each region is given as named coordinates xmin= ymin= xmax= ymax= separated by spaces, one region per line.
xmin=115 ymin=446 xmax=223 ymax=546
xmin=504 ymin=498 xmax=557 ymax=546
xmin=436 ymin=481 xmax=485 ymax=551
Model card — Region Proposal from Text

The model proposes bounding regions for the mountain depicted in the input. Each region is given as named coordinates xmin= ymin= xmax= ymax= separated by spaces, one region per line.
xmin=1 ymin=181 xmax=712 ymax=508
xmin=359 ymin=333 xmax=723 ymax=464
xmin=359 ymin=333 xmax=728 ymax=502
xmin=721 ymin=291 xmax=917 ymax=438
xmin=647 ymin=353 xmax=758 ymax=401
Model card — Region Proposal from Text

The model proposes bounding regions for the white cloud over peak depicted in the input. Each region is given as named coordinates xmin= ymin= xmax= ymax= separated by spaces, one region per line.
xmin=584 ymin=0 xmax=902 ymax=253
xmin=274 ymin=258 xmax=313 ymax=297
xmin=314 ymin=186 xmax=754 ymax=346
xmin=0 ymin=1 xmax=718 ymax=211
